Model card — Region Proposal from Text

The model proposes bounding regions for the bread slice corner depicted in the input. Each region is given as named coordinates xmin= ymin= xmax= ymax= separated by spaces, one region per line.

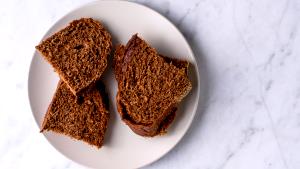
xmin=41 ymin=80 xmax=109 ymax=148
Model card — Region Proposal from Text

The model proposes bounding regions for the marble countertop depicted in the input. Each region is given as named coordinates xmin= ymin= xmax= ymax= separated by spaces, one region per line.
xmin=1 ymin=0 xmax=300 ymax=168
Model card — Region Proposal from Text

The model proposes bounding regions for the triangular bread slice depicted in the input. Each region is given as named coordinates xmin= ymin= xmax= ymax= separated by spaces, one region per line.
xmin=36 ymin=18 xmax=112 ymax=96
xmin=113 ymin=34 xmax=192 ymax=137
xmin=41 ymin=80 xmax=109 ymax=148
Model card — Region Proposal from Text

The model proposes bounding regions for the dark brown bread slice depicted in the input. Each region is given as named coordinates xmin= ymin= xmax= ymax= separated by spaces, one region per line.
xmin=41 ymin=80 xmax=109 ymax=148
xmin=36 ymin=18 xmax=112 ymax=96
xmin=113 ymin=34 xmax=192 ymax=137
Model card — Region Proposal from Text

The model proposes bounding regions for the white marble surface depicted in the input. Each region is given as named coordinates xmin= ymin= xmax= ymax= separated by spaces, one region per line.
xmin=1 ymin=0 xmax=300 ymax=168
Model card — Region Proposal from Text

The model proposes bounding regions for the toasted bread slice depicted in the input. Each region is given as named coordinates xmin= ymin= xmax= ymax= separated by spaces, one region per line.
xmin=36 ymin=18 xmax=112 ymax=96
xmin=41 ymin=80 xmax=109 ymax=148
xmin=113 ymin=34 xmax=192 ymax=137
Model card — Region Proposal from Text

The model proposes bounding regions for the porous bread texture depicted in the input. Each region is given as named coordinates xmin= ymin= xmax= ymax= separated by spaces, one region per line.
xmin=113 ymin=34 xmax=192 ymax=137
xmin=41 ymin=80 xmax=109 ymax=148
xmin=36 ymin=18 xmax=112 ymax=96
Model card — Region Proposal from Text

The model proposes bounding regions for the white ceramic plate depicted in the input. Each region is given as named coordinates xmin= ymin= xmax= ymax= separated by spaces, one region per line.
xmin=28 ymin=1 xmax=200 ymax=169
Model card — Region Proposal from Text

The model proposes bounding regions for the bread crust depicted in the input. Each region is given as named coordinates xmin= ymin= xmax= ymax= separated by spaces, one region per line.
xmin=116 ymin=92 xmax=177 ymax=136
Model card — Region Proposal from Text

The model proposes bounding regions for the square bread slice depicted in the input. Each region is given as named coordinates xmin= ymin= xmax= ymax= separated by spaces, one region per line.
xmin=113 ymin=34 xmax=192 ymax=137
xmin=40 ymin=80 xmax=109 ymax=148
xmin=36 ymin=18 xmax=112 ymax=96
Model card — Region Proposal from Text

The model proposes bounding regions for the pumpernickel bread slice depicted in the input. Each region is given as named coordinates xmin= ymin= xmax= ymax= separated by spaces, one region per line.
xmin=113 ymin=34 xmax=192 ymax=137
xmin=36 ymin=18 xmax=112 ymax=96
xmin=41 ymin=80 xmax=109 ymax=148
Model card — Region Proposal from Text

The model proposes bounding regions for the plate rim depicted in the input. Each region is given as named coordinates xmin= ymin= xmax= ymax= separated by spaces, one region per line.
xmin=28 ymin=1 xmax=201 ymax=168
